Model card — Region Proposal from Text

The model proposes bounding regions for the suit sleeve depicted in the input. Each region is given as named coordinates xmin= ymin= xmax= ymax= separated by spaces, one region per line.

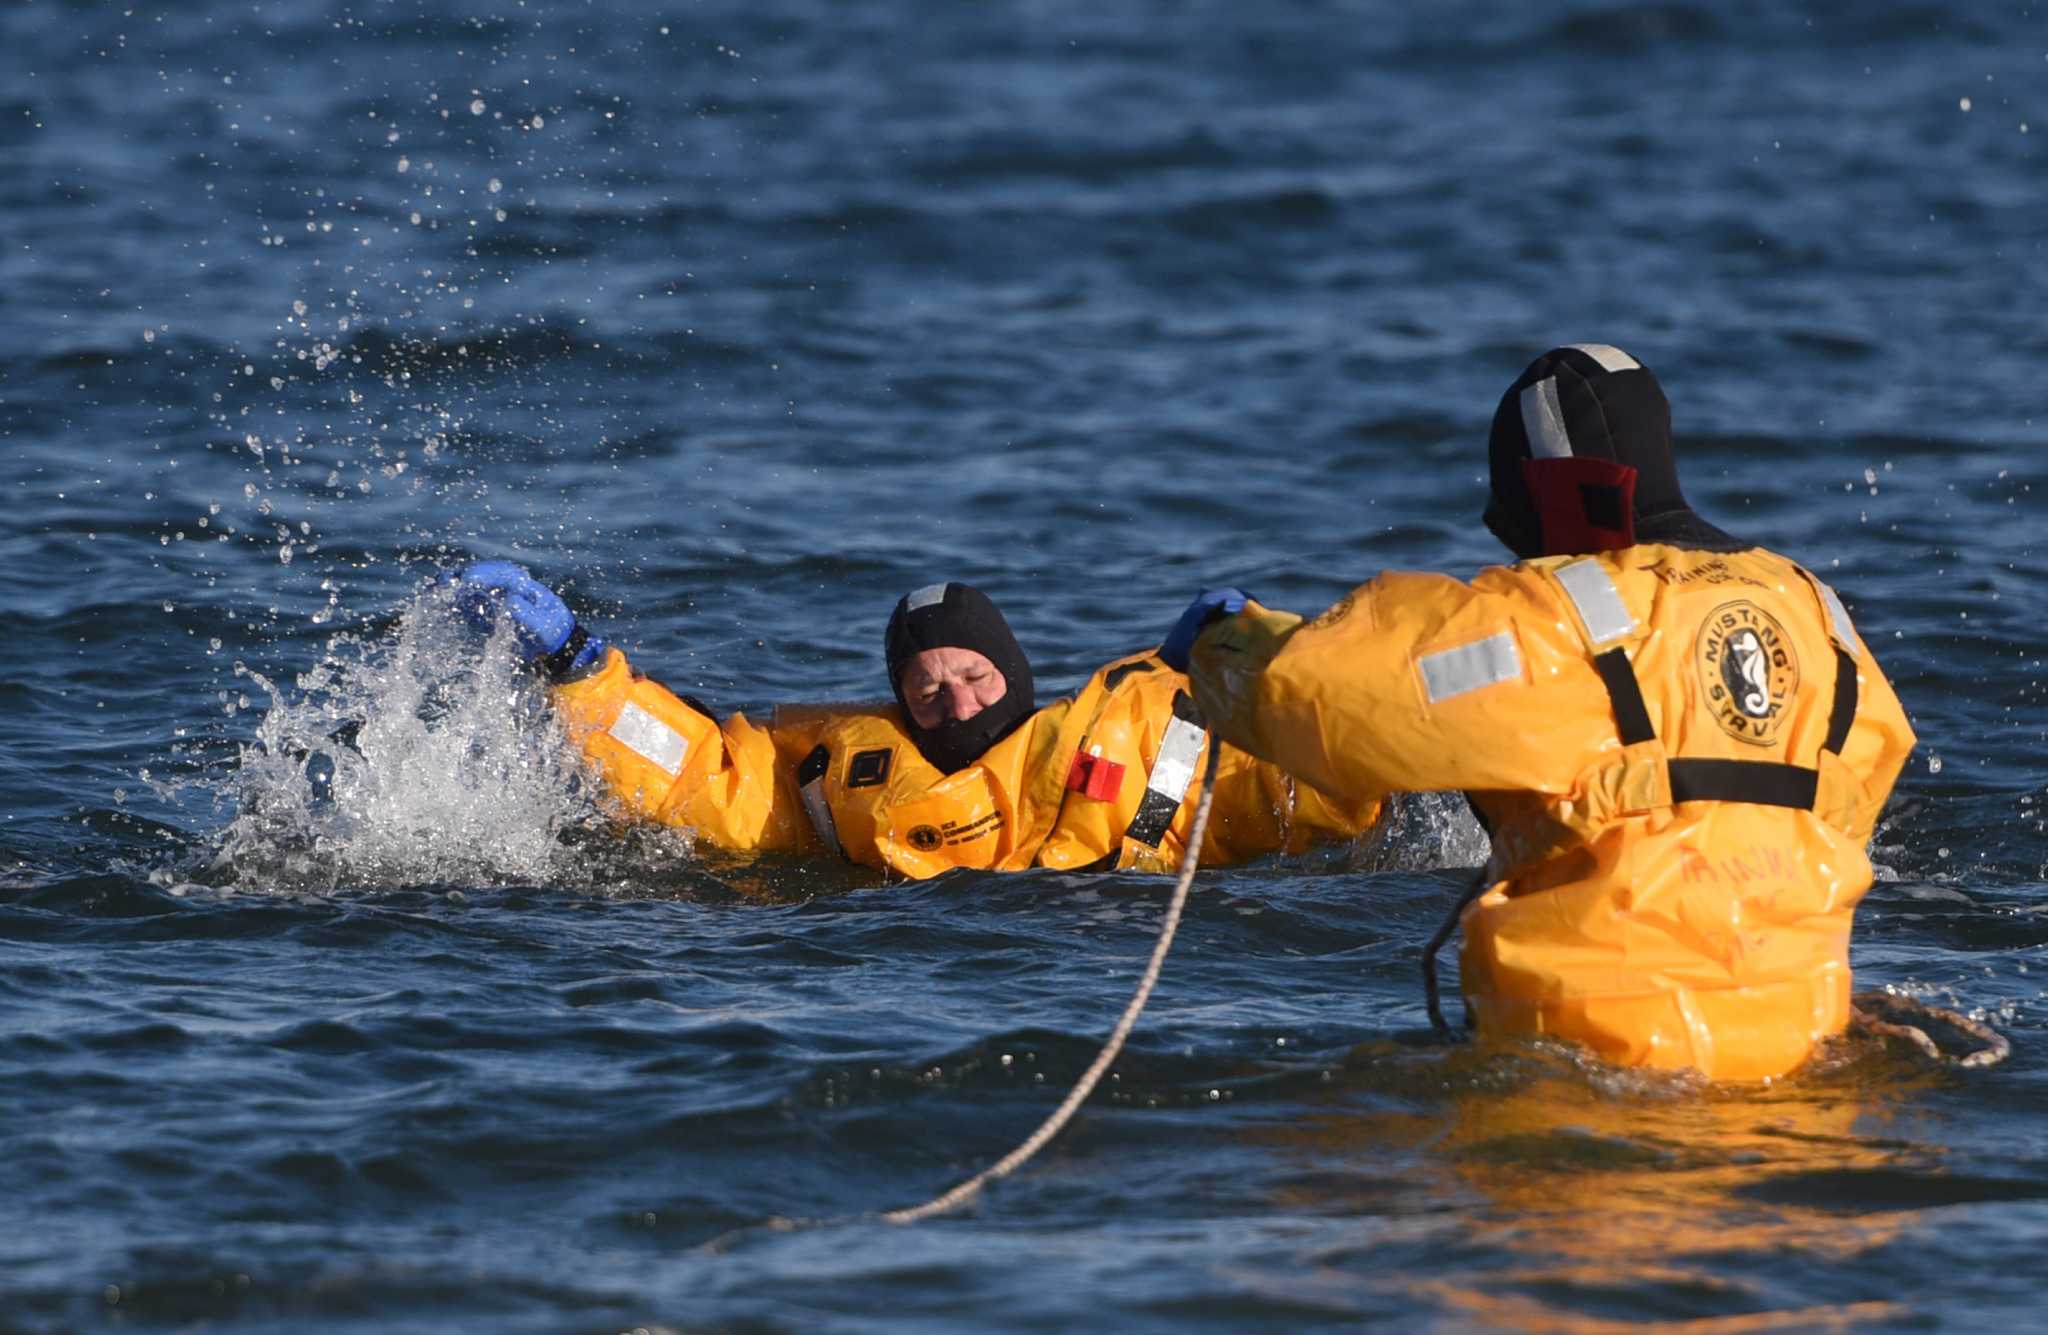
xmin=1832 ymin=636 xmax=1917 ymax=843
xmin=549 ymin=647 xmax=820 ymax=853
xmin=1184 ymin=571 xmax=1612 ymax=807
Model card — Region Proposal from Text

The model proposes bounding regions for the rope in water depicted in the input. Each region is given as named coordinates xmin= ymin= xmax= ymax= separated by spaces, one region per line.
xmin=707 ymin=731 xmax=2011 ymax=1253
xmin=879 ymin=739 xmax=1225 ymax=1225
xmin=1850 ymin=990 xmax=2011 ymax=1068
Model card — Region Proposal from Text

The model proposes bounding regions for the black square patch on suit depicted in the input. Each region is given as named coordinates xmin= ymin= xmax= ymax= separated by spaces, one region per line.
xmin=846 ymin=747 xmax=894 ymax=789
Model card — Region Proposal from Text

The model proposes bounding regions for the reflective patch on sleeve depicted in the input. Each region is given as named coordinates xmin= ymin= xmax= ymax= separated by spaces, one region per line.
xmin=1816 ymin=580 xmax=1861 ymax=653
xmin=608 ymin=702 xmax=687 ymax=777
xmin=1555 ymin=559 xmax=1636 ymax=646
xmin=1419 ymin=632 xmax=1522 ymax=703
xmin=1568 ymin=343 xmax=1640 ymax=372
xmin=1519 ymin=377 xmax=1574 ymax=459
xmin=905 ymin=583 xmax=948 ymax=610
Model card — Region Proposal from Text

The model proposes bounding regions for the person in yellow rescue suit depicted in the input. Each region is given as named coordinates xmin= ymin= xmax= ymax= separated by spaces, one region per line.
xmin=450 ymin=569 xmax=1380 ymax=879
xmin=1158 ymin=344 xmax=1916 ymax=1081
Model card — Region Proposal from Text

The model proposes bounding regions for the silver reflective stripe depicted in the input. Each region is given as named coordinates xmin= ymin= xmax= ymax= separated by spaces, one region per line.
xmin=1147 ymin=714 xmax=1207 ymax=805
xmin=1519 ymin=377 xmax=1573 ymax=458
xmin=1568 ymin=343 xmax=1640 ymax=372
xmin=800 ymin=777 xmax=844 ymax=859
xmin=1555 ymin=559 xmax=1637 ymax=646
xmin=608 ymin=702 xmax=687 ymax=777
xmin=1419 ymin=632 xmax=1522 ymax=702
xmin=1816 ymin=580 xmax=1860 ymax=652
xmin=905 ymin=583 xmax=948 ymax=611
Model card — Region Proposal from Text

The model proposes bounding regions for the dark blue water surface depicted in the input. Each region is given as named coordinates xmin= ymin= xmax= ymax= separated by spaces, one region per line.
xmin=5 ymin=1 xmax=2046 ymax=1329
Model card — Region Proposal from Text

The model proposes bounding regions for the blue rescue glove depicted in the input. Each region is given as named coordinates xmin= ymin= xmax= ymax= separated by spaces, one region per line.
xmin=1158 ymin=587 xmax=1249 ymax=672
xmin=449 ymin=560 xmax=608 ymax=680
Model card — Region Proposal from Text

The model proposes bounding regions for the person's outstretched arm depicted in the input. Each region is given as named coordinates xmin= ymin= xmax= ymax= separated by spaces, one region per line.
xmin=450 ymin=562 xmax=816 ymax=854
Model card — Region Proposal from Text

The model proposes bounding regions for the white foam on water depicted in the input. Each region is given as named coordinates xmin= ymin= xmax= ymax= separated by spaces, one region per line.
xmin=206 ymin=585 xmax=676 ymax=893
xmin=1350 ymin=791 xmax=1493 ymax=873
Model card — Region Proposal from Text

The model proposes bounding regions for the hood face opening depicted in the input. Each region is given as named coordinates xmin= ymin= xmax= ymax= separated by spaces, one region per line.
xmin=884 ymin=582 xmax=1037 ymax=773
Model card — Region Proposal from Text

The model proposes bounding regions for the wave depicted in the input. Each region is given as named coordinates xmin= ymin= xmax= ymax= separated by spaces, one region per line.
xmin=911 ymin=126 xmax=1238 ymax=184
xmin=1545 ymin=4 xmax=1722 ymax=51
xmin=1165 ymin=185 xmax=1342 ymax=236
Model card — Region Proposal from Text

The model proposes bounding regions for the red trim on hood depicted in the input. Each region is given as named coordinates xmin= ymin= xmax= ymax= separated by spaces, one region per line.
xmin=1523 ymin=456 xmax=1638 ymax=554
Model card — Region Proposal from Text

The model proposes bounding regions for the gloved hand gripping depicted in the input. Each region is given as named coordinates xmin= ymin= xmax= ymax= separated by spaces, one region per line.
xmin=1158 ymin=587 xmax=1249 ymax=672
xmin=449 ymin=560 xmax=607 ymax=680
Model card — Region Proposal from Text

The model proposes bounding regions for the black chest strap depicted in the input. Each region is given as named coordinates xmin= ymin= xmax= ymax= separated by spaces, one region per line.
xmin=1592 ymin=644 xmax=1858 ymax=809
xmin=1123 ymin=692 xmax=1209 ymax=850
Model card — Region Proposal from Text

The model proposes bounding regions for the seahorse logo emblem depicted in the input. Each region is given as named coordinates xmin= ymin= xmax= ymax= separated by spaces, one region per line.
xmin=1695 ymin=601 xmax=1800 ymax=746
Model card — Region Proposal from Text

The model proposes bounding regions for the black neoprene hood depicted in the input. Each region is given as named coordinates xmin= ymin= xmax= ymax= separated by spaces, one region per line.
xmin=1484 ymin=343 xmax=1740 ymax=558
xmin=884 ymin=582 xmax=1037 ymax=774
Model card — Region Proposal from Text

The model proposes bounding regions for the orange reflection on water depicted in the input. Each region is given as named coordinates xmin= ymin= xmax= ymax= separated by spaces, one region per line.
xmin=1256 ymin=1038 xmax=1942 ymax=1331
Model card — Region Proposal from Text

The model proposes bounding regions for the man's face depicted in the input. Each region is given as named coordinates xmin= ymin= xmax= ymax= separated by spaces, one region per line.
xmin=898 ymin=647 xmax=1007 ymax=731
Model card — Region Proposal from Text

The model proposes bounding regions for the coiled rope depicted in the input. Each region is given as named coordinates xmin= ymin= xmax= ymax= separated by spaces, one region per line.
xmin=879 ymin=738 xmax=1225 ymax=1225
xmin=1850 ymin=989 xmax=2011 ymax=1068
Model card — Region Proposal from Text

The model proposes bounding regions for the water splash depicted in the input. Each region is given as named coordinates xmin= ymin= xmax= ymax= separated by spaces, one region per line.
xmin=206 ymin=584 xmax=674 ymax=893
xmin=1353 ymin=791 xmax=1493 ymax=872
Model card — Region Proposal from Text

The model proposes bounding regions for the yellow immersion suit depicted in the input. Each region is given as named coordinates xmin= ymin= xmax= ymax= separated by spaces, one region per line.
xmin=549 ymin=646 xmax=1381 ymax=879
xmin=1187 ymin=545 xmax=1915 ymax=1080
